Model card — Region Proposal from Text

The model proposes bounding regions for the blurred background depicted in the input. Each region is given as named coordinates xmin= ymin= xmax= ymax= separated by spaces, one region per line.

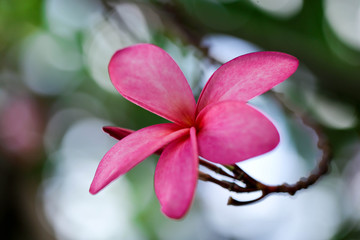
xmin=1 ymin=0 xmax=360 ymax=239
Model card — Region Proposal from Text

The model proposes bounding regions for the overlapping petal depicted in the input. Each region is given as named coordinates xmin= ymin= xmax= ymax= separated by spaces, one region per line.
xmin=102 ymin=126 xmax=133 ymax=140
xmin=196 ymin=51 xmax=299 ymax=113
xmin=109 ymin=44 xmax=196 ymax=126
xmin=103 ymin=126 xmax=164 ymax=155
xmin=196 ymin=101 xmax=280 ymax=164
xmin=154 ymin=127 xmax=198 ymax=219
xmin=90 ymin=123 xmax=189 ymax=194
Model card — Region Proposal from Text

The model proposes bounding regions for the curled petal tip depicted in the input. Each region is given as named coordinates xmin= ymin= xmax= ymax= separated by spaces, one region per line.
xmin=102 ymin=126 xmax=133 ymax=140
xmin=89 ymin=185 xmax=98 ymax=195
xmin=89 ymin=175 xmax=108 ymax=195
xmin=160 ymin=206 xmax=186 ymax=220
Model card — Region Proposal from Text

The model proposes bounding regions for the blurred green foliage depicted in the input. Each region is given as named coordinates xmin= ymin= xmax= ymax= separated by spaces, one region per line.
xmin=0 ymin=0 xmax=42 ymax=53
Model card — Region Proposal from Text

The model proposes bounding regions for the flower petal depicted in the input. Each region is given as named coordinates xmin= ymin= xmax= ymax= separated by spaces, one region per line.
xmin=90 ymin=123 xmax=189 ymax=194
xmin=196 ymin=51 xmax=298 ymax=113
xmin=154 ymin=127 xmax=198 ymax=219
xmin=103 ymin=126 xmax=133 ymax=140
xmin=103 ymin=126 xmax=164 ymax=155
xmin=109 ymin=44 xmax=196 ymax=126
xmin=196 ymin=101 xmax=279 ymax=164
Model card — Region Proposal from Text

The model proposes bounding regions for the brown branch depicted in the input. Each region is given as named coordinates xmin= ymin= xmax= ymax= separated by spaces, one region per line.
xmin=199 ymin=159 xmax=234 ymax=179
xmin=198 ymin=92 xmax=332 ymax=206
xmin=198 ymin=171 xmax=257 ymax=193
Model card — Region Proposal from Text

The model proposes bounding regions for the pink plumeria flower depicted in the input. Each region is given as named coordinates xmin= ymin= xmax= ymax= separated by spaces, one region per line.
xmin=90 ymin=43 xmax=298 ymax=219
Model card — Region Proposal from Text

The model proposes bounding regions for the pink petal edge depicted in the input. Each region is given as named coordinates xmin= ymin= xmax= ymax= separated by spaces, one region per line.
xmin=154 ymin=127 xmax=198 ymax=219
xmin=196 ymin=101 xmax=280 ymax=164
xmin=109 ymin=44 xmax=196 ymax=126
xmin=196 ymin=51 xmax=298 ymax=113
xmin=90 ymin=123 xmax=189 ymax=194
